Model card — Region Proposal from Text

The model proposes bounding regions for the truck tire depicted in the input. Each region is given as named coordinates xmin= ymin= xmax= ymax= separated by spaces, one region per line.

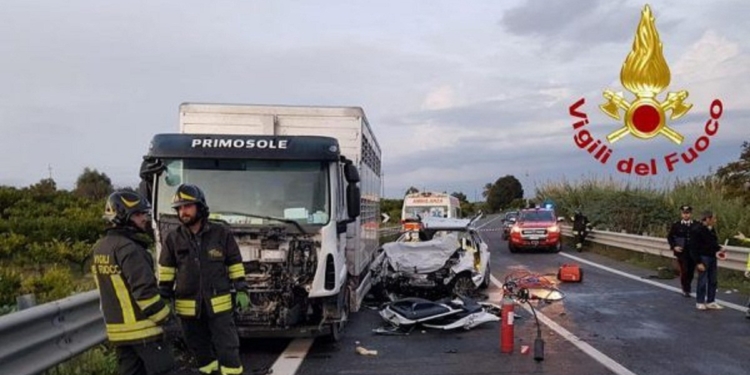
xmin=324 ymin=290 xmax=349 ymax=343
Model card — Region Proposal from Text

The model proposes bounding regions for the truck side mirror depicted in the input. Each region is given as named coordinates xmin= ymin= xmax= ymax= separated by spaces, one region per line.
xmin=346 ymin=183 xmax=360 ymax=219
xmin=139 ymin=157 xmax=165 ymax=205
xmin=344 ymin=162 xmax=360 ymax=183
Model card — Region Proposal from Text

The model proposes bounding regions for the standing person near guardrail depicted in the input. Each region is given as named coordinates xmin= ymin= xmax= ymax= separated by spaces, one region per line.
xmin=158 ymin=184 xmax=249 ymax=375
xmin=691 ymin=210 xmax=726 ymax=310
xmin=571 ymin=209 xmax=591 ymax=252
xmin=92 ymin=190 xmax=176 ymax=375
xmin=667 ymin=205 xmax=699 ymax=298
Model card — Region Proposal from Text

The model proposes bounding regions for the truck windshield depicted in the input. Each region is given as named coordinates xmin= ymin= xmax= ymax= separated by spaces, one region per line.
xmin=156 ymin=158 xmax=330 ymax=226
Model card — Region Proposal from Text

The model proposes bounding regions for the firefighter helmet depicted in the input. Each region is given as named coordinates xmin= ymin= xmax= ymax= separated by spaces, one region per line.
xmin=171 ymin=184 xmax=208 ymax=211
xmin=104 ymin=190 xmax=151 ymax=226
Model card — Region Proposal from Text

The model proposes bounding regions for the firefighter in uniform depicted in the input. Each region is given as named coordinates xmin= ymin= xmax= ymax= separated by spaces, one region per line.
xmin=158 ymin=184 xmax=249 ymax=375
xmin=92 ymin=190 xmax=176 ymax=375
xmin=571 ymin=210 xmax=591 ymax=252
xmin=667 ymin=205 xmax=698 ymax=298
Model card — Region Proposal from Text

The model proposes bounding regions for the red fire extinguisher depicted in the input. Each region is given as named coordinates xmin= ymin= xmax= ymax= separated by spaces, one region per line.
xmin=500 ymin=294 xmax=514 ymax=353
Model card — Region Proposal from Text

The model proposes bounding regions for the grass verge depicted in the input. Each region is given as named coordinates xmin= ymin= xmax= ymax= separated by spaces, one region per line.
xmin=45 ymin=345 xmax=118 ymax=375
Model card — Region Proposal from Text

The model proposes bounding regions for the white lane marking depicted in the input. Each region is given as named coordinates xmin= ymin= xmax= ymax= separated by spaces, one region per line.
xmin=559 ymin=252 xmax=747 ymax=312
xmin=490 ymin=275 xmax=639 ymax=375
xmin=269 ymin=338 xmax=314 ymax=375
xmin=477 ymin=214 xmax=503 ymax=229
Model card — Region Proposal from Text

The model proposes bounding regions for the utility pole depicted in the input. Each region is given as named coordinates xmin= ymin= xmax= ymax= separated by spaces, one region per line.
xmin=47 ymin=164 xmax=53 ymax=179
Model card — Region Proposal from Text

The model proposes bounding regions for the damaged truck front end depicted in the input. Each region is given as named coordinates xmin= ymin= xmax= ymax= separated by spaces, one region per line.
xmin=232 ymin=227 xmax=322 ymax=331
xmin=141 ymin=131 xmax=375 ymax=341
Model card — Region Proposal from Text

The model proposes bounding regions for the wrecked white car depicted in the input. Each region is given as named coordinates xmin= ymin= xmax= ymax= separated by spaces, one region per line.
xmin=378 ymin=296 xmax=500 ymax=331
xmin=370 ymin=216 xmax=491 ymax=299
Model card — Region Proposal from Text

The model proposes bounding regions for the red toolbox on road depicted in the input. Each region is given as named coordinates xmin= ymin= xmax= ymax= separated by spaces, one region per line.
xmin=557 ymin=264 xmax=583 ymax=282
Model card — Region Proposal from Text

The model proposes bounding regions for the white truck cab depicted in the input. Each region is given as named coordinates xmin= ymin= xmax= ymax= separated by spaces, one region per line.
xmin=139 ymin=103 xmax=382 ymax=341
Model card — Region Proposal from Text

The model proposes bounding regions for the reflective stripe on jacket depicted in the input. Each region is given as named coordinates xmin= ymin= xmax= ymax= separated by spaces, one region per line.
xmin=158 ymin=221 xmax=246 ymax=318
xmin=92 ymin=228 xmax=169 ymax=345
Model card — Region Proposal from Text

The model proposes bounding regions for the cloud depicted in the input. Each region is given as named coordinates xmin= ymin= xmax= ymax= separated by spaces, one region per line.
xmin=421 ymin=85 xmax=459 ymax=111
xmin=500 ymin=0 xmax=656 ymax=45
xmin=671 ymin=30 xmax=750 ymax=108
xmin=0 ymin=0 xmax=747 ymax=200
xmin=499 ymin=0 xmax=683 ymax=59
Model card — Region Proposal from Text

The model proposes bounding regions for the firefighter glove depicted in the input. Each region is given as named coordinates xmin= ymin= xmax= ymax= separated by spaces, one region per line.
xmin=236 ymin=291 xmax=250 ymax=311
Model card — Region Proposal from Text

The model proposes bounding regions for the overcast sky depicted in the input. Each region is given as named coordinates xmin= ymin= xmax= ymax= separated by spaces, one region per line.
xmin=1 ymin=0 xmax=748 ymax=199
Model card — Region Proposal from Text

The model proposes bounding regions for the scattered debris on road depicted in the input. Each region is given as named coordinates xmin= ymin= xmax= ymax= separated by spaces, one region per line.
xmin=355 ymin=346 xmax=378 ymax=356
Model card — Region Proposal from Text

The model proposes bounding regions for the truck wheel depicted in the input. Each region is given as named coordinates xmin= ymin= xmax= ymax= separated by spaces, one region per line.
xmin=328 ymin=319 xmax=343 ymax=343
xmin=324 ymin=291 xmax=349 ymax=343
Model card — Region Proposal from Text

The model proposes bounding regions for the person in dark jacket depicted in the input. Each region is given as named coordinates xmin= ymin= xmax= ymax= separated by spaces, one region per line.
xmin=158 ymin=184 xmax=249 ymax=375
xmin=690 ymin=210 xmax=725 ymax=310
xmin=571 ymin=210 xmax=591 ymax=252
xmin=92 ymin=190 xmax=176 ymax=375
xmin=667 ymin=205 xmax=699 ymax=297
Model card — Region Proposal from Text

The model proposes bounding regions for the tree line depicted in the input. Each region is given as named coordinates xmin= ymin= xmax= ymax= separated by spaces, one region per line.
xmin=3 ymin=141 xmax=747 ymax=313
xmin=0 ymin=168 xmax=116 ymax=314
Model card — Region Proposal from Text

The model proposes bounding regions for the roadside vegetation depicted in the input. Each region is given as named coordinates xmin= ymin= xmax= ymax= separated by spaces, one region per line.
xmin=540 ymin=142 xmax=750 ymax=293
xmin=0 ymin=169 xmax=116 ymax=315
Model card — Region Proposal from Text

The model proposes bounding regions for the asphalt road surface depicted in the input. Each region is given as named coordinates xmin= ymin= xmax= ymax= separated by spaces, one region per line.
xmin=233 ymin=215 xmax=750 ymax=375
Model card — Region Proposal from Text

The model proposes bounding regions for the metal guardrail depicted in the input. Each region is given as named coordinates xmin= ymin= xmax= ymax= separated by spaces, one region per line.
xmin=0 ymin=290 xmax=105 ymax=375
xmin=0 ymin=227 xmax=402 ymax=374
xmin=561 ymin=225 xmax=750 ymax=272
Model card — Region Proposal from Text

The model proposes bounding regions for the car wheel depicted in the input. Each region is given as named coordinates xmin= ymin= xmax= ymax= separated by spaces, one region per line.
xmin=452 ymin=274 xmax=475 ymax=297
xmin=551 ymin=242 xmax=562 ymax=253
xmin=509 ymin=244 xmax=518 ymax=253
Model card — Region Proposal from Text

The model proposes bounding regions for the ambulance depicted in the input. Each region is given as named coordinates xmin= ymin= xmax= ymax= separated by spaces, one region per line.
xmin=400 ymin=192 xmax=461 ymax=231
